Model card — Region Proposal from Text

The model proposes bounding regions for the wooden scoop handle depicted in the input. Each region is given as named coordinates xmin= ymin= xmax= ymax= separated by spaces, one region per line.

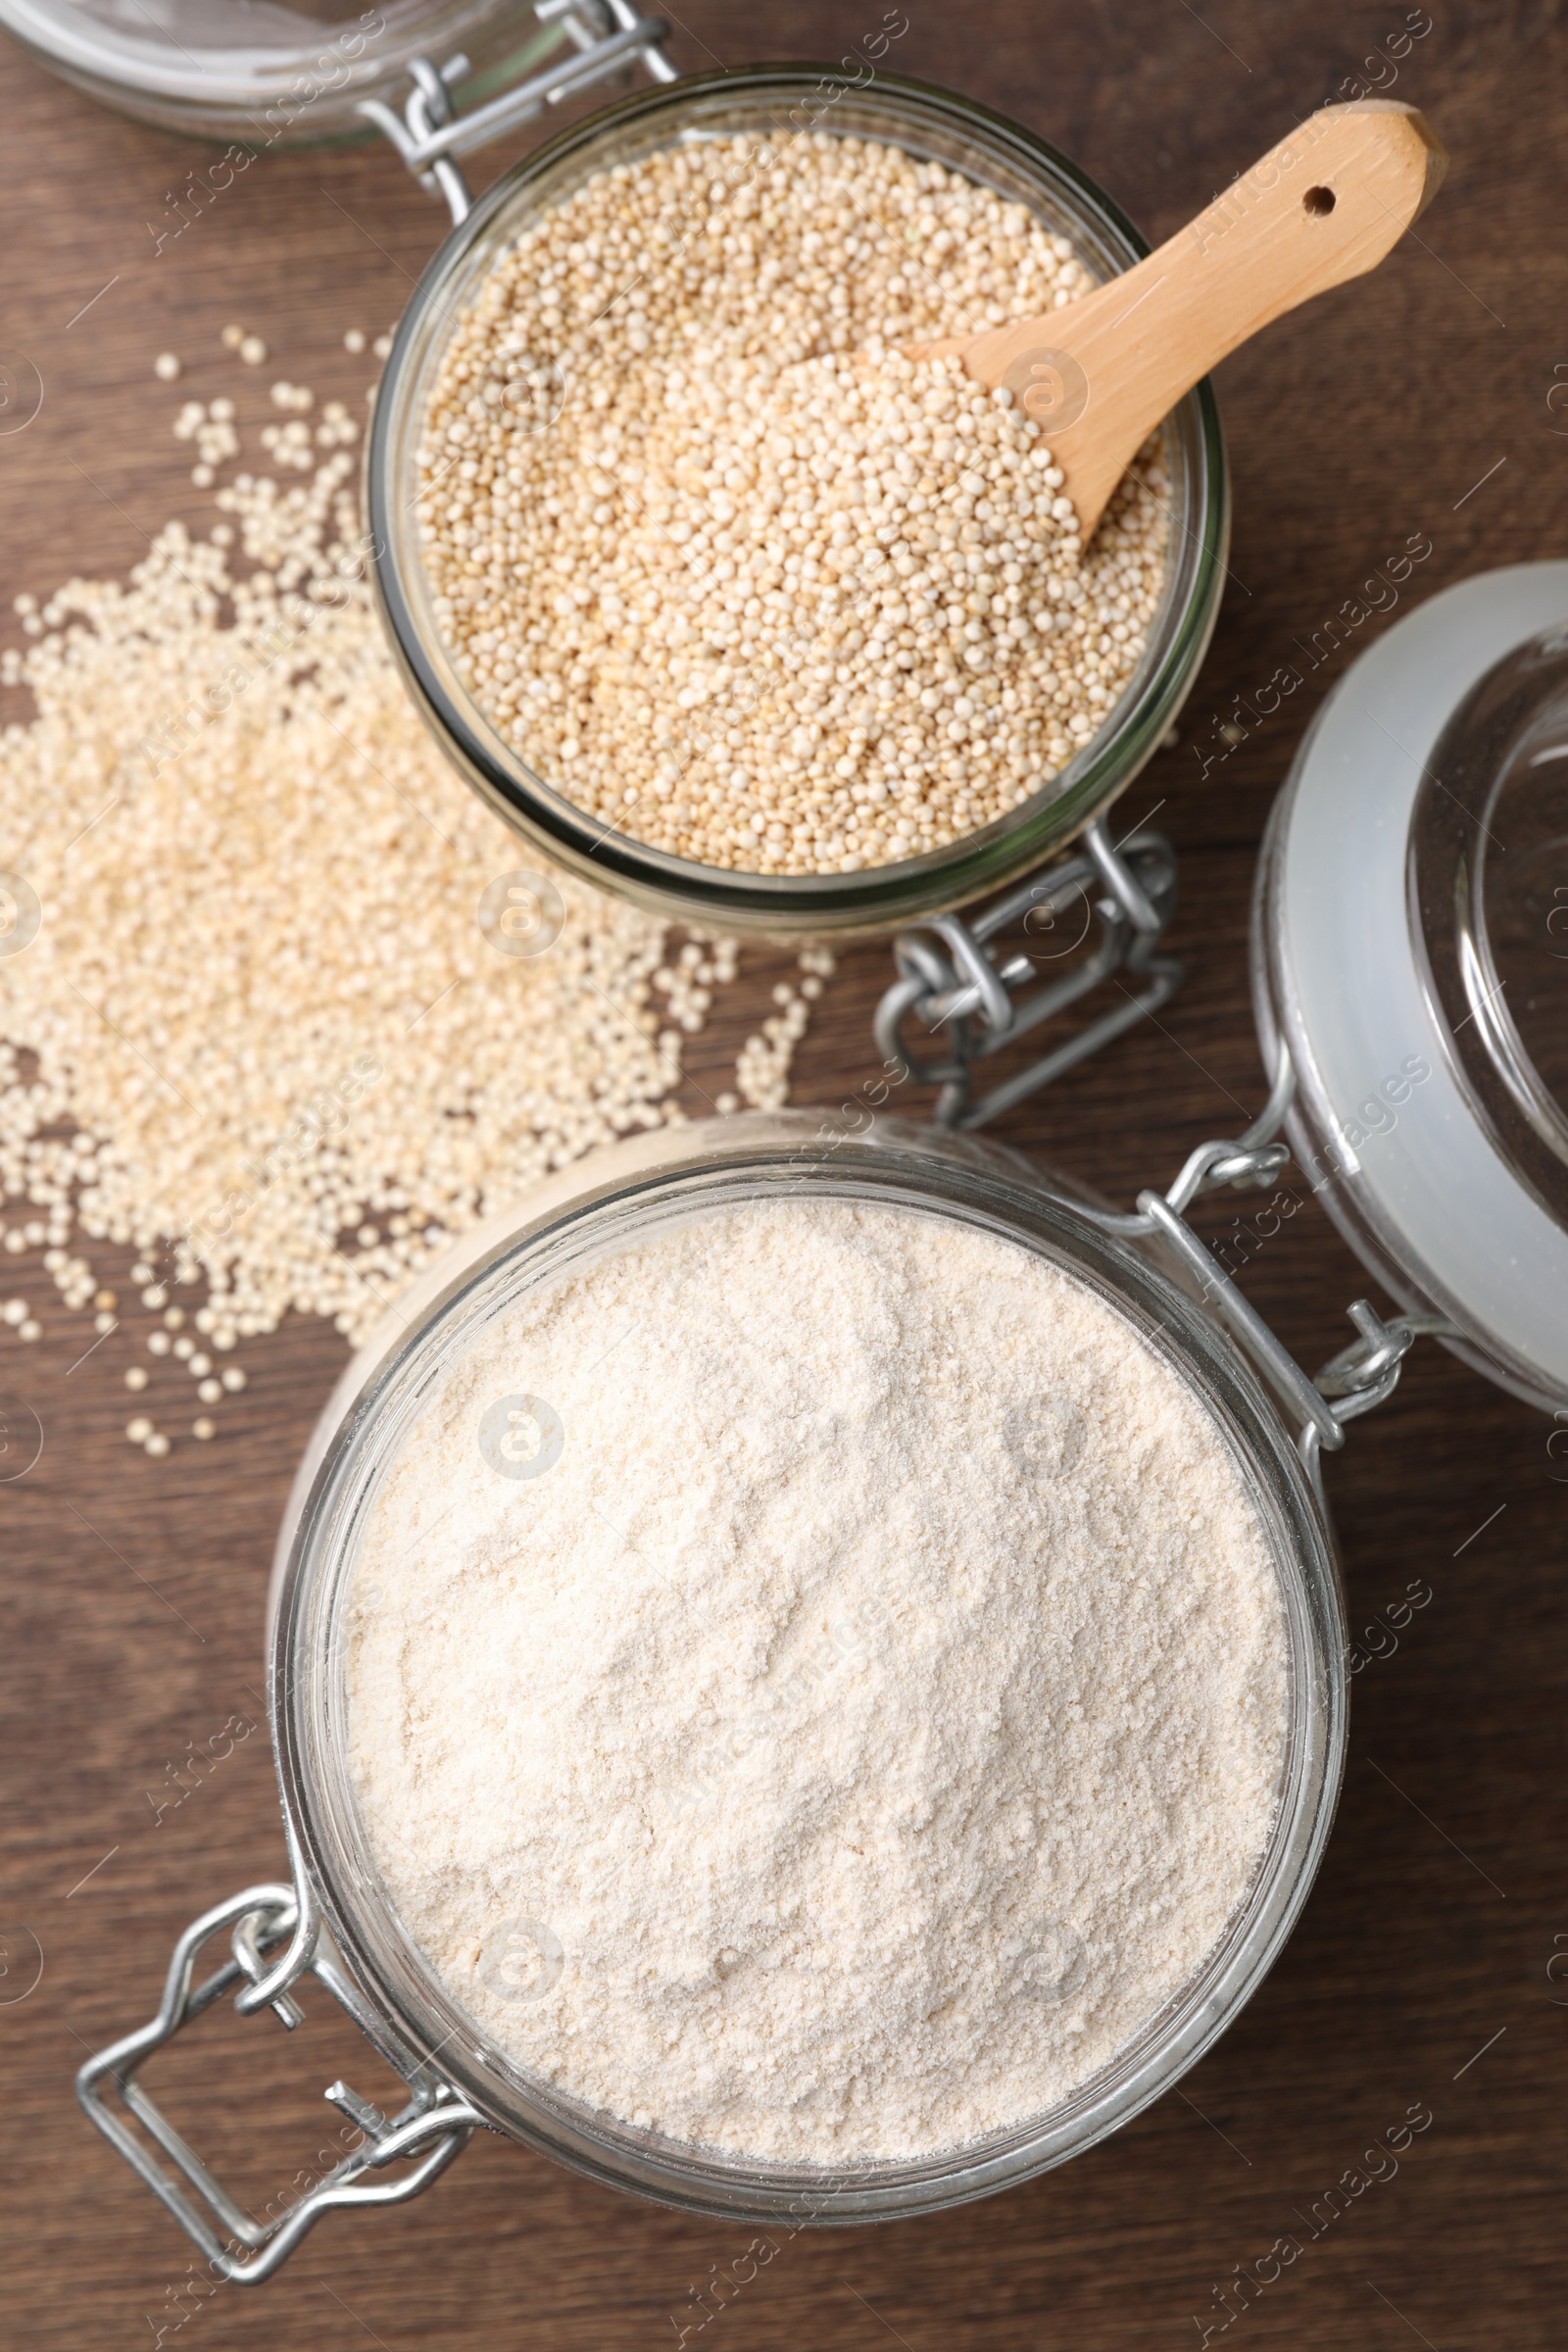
xmin=921 ymin=101 xmax=1446 ymax=538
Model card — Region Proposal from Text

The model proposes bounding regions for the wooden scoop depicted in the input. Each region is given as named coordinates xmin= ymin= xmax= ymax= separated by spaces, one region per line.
xmin=908 ymin=100 xmax=1446 ymax=538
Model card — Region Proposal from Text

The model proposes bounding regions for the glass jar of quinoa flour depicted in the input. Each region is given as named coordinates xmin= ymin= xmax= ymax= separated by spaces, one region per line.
xmin=85 ymin=566 xmax=1568 ymax=2263
xmin=82 ymin=1106 xmax=1366 ymax=2278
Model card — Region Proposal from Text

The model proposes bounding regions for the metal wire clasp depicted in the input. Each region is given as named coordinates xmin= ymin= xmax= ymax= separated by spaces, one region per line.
xmin=1040 ymin=1039 xmax=1458 ymax=1494
xmin=361 ymin=0 xmax=676 ymax=223
xmin=873 ymin=819 xmax=1182 ymax=1130
xmin=1313 ymin=1303 xmax=1457 ymax=1419
xmin=76 ymin=1879 xmax=482 ymax=2283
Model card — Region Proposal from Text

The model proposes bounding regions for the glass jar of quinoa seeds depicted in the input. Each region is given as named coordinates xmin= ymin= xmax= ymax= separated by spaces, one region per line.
xmin=366 ymin=65 xmax=1226 ymax=938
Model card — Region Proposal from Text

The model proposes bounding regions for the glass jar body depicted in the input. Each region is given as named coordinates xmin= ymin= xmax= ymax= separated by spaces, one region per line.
xmin=367 ymin=67 xmax=1229 ymax=941
xmin=268 ymin=1109 xmax=1343 ymax=2226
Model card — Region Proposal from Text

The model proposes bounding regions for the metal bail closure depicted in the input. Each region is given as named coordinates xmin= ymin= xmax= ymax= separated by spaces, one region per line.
xmin=982 ymin=1027 xmax=1462 ymax=1495
xmin=361 ymin=0 xmax=678 ymax=224
xmin=873 ymin=817 xmax=1181 ymax=1130
xmin=76 ymin=1881 xmax=482 ymax=2283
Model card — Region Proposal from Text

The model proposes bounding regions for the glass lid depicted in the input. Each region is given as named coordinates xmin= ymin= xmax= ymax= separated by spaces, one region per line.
xmin=0 ymin=0 xmax=566 ymax=140
xmin=1254 ymin=564 xmax=1568 ymax=1414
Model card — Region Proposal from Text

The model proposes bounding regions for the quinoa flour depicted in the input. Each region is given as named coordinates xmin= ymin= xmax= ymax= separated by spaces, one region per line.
xmin=347 ymin=1195 xmax=1288 ymax=2163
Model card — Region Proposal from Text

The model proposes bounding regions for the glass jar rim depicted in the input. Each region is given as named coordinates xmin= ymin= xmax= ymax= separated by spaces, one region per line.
xmin=365 ymin=65 xmax=1229 ymax=939
xmin=270 ymin=1112 xmax=1344 ymax=2223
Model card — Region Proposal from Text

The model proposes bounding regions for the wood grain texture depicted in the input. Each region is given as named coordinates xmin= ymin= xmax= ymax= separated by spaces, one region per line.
xmin=1 ymin=5 xmax=1565 ymax=2347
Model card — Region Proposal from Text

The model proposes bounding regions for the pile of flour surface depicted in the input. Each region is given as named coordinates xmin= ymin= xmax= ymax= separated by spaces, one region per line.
xmin=347 ymin=1198 xmax=1287 ymax=2163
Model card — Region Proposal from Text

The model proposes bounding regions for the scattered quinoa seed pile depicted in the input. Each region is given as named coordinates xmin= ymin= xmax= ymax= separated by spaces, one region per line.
xmin=0 ymin=355 xmax=822 ymax=1443
xmin=418 ymin=129 xmax=1171 ymax=876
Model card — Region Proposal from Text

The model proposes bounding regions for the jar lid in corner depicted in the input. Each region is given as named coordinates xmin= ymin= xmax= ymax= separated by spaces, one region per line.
xmin=0 ymin=0 xmax=561 ymax=142
xmin=1254 ymin=563 xmax=1568 ymax=1415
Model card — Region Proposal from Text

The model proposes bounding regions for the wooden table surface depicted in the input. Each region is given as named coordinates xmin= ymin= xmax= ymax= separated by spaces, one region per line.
xmin=3 ymin=4 xmax=1565 ymax=2346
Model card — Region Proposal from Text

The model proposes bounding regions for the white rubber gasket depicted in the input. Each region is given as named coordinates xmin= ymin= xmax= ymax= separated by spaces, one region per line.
xmin=1268 ymin=563 xmax=1568 ymax=1401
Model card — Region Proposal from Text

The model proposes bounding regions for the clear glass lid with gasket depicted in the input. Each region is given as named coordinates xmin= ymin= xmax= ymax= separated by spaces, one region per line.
xmin=1254 ymin=563 xmax=1568 ymax=1415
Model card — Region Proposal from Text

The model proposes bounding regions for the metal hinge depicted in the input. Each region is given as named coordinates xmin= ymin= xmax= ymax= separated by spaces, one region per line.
xmin=360 ymin=0 xmax=676 ymax=224
xmin=873 ymin=818 xmax=1181 ymax=1131
xmin=76 ymin=1883 xmax=482 ymax=2283
xmin=1055 ymin=1038 xmax=1460 ymax=1493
